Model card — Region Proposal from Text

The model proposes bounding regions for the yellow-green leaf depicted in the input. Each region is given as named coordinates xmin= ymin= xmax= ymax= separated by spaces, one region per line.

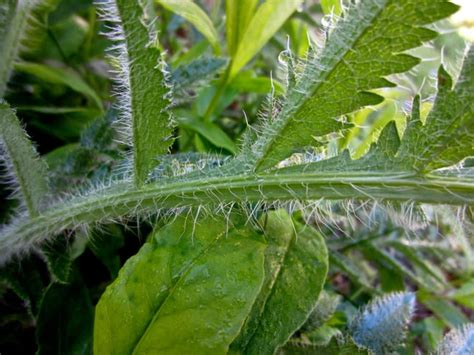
xmin=94 ymin=215 xmax=266 ymax=354
xmin=229 ymin=0 xmax=304 ymax=79
xmin=157 ymin=0 xmax=220 ymax=53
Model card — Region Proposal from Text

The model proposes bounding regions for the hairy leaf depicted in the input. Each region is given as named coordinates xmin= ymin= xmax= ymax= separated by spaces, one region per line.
xmin=94 ymin=215 xmax=266 ymax=354
xmin=350 ymin=292 xmax=416 ymax=354
xmin=171 ymin=57 xmax=227 ymax=90
xmin=98 ymin=0 xmax=174 ymax=185
xmin=0 ymin=102 xmax=49 ymax=216
xmin=437 ymin=323 xmax=474 ymax=355
xmin=398 ymin=45 xmax=474 ymax=171
xmin=250 ymin=0 xmax=459 ymax=171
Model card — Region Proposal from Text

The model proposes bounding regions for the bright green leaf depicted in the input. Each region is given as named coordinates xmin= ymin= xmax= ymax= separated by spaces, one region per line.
xmin=321 ymin=0 xmax=343 ymax=16
xmin=451 ymin=279 xmax=474 ymax=309
xmin=230 ymin=72 xmax=285 ymax=95
xmin=157 ymin=0 xmax=220 ymax=53
xmin=178 ymin=116 xmax=237 ymax=154
xmin=229 ymin=0 xmax=304 ymax=79
xmin=225 ymin=0 xmax=259 ymax=57
xmin=94 ymin=215 xmax=266 ymax=354
xmin=398 ymin=46 xmax=474 ymax=171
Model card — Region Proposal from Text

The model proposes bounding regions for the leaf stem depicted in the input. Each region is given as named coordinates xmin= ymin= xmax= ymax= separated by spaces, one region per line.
xmin=1 ymin=171 xmax=473 ymax=263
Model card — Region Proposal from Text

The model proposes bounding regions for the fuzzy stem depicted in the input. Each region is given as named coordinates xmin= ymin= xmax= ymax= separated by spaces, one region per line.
xmin=1 ymin=170 xmax=473 ymax=263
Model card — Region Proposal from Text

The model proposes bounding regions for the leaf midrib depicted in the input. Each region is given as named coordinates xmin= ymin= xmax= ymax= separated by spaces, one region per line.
xmin=130 ymin=232 xmax=224 ymax=354
xmin=253 ymin=0 xmax=388 ymax=170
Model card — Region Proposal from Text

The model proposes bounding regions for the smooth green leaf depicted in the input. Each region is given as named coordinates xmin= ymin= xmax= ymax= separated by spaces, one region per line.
xmin=36 ymin=276 xmax=94 ymax=355
xmin=94 ymin=215 xmax=266 ymax=354
xmin=157 ymin=0 xmax=220 ymax=53
xmin=178 ymin=116 xmax=237 ymax=154
xmin=238 ymin=213 xmax=329 ymax=354
xmin=231 ymin=209 xmax=295 ymax=352
xmin=230 ymin=72 xmax=285 ymax=95
xmin=419 ymin=293 xmax=469 ymax=328
xmin=229 ymin=0 xmax=304 ymax=79
xmin=102 ymin=0 xmax=174 ymax=185
xmin=451 ymin=279 xmax=474 ymax=309
xmin=0 ymin=101 xmax=49 ymax=217
xmin=280 ymin=336 xmax=370 ymax=354
xmin=14 ymin=62 xmax=102 ymax=109
xmin=225 ymin=0 xmax=259 ymax=57
xmin=16 ymin=106 xmax=93 ymax=114
xmin=249 ymin=0 xmax=459 ymax=171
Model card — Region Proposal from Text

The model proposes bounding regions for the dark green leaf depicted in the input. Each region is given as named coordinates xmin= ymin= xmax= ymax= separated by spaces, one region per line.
xmin=36 ymin=276 xmax=94 ymax=355
xmin=238 ymin=212 xmax=329 ymax=354
xmin=14 ymin=62 xmax=102 ymax=109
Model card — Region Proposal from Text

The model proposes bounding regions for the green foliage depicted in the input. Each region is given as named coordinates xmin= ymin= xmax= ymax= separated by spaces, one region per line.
xmin=100 ymin=0 xmax=174 ymax=185
xmin=249 ymin=0 xmax=459 ymax=171
xmin=14 ymin=62 xmax=102 ymax=109
xmin=320 ymin=0 xmax=342 ymax=16
xmin=228 ymin=0 xmax=304 ymax=79
xmin=398 ymin=48 xmax=474 ymax=171
xmin=0 ymin=101 xmax=49 ymax=216
xmin=157 ymin=0 xmax=220 ymax=53
xmin=350 ymin=292 xmax=415 ymax=354
xmin=94 ymin=214 xmax=267 ymax=354
xmin=233 ymin=212 xmax=328 ymax=354
xmin=0 ymin=0 xmax=473 ymax=353
xmin=36 ymin=276 xmax=94 ymax=355
xmin=437 ymin=323 xmax=474 ymax=354
xmin=0 ymin=0 xmax=35 ymax=96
